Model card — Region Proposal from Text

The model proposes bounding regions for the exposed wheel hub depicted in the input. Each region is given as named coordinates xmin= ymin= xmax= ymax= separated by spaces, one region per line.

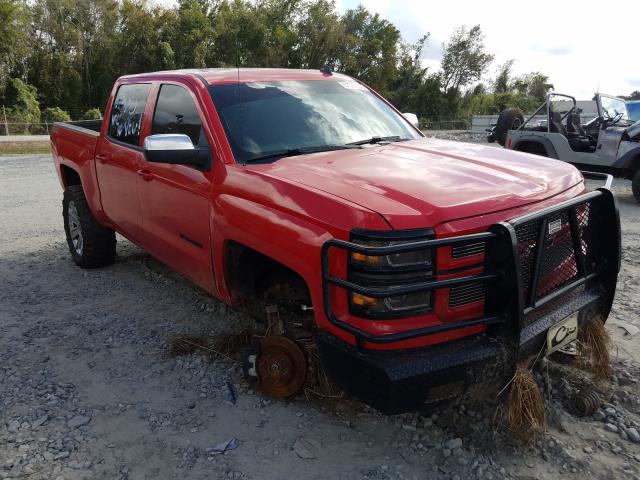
xmin=256 ymin=336 xmax=306 ymax=397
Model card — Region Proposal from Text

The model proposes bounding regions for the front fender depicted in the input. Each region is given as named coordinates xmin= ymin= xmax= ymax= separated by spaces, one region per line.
xmin=613 ymin=141 xmax=640 ymax=171
xmin=211 ymin=166 xmax=390 ymax=339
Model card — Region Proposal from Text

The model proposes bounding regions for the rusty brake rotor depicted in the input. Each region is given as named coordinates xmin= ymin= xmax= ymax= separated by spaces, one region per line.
xmin=256 ymin=336 xmax=307 ymax=398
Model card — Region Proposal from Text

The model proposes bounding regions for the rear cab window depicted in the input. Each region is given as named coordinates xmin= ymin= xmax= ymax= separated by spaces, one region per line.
xmin=108 ymin=83 xmax=152 ymax=146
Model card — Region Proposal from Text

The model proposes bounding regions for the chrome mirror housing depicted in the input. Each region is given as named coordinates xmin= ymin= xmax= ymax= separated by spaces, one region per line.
xmin=143 ymin=133 xmax=195 ymax=151
xmin=143 ymin=134 xmax=209 ymax=168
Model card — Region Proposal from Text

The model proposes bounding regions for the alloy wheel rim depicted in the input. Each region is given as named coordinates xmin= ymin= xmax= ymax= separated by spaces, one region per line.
xmin=68 ymin=201 xmax=83 ymax=255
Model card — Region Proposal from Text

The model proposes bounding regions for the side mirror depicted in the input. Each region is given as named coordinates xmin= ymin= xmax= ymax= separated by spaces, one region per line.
xmin=143 ymin=134 xmax=209 ymax=168
xmin=403 ymin=112 xmax=420 ymax=129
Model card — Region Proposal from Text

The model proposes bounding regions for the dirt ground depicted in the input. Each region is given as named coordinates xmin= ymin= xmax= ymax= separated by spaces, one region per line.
xmin=1 ymin=150 xmax=639 ymax=480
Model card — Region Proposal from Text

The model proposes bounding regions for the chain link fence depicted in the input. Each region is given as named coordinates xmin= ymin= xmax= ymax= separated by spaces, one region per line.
xmin=1 ymin=116 xmax=470 ymax=136
xmin=420 ymin=119 xmax=470 ymax=131
xmin=0 ymin=119 xmax=103 ymax=136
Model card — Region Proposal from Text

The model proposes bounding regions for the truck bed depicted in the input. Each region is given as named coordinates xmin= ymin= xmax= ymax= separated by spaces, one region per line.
xmin=55 ymin=119 xmax=103 ymax=135
xmin=50 ymin=120 xmax=103 ymax=196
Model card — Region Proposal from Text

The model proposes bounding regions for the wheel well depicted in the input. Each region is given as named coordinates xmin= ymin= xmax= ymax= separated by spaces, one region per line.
xmin=224 ymin=241 xmax=310 ymax=306
xmin=513 ymin=141 xmax=549 ymax=157
xmin=61 ymin=165 xmax=81 ymax=187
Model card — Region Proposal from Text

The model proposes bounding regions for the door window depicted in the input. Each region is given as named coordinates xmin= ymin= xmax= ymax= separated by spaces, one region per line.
xmin=151 ymin=84 xmax=208 ymax=148
xmin=108 ymin=83 xmax=151 ymax=146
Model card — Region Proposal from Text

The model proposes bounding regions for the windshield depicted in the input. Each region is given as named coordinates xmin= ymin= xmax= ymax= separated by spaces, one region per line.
xmin=599 ymin=95 xmax=629 ymax=122
xmin=628 ymin=101 xmax=640 ymax=122
xmin=209 ymin=80 xmax=420 ymax=164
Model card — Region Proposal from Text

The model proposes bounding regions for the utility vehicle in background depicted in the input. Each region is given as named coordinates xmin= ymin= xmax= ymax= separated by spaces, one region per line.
xmin=628 ymin=100 xmax=640 ymax=122
xmin=50 ymin=68 xmax=620 ymax=414
xmin=495 ymin=93 xmax=640 ymax=202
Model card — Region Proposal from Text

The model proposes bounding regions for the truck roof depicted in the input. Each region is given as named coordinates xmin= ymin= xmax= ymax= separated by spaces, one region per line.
xmin=119 ymin=68 xmax=351 ymax=85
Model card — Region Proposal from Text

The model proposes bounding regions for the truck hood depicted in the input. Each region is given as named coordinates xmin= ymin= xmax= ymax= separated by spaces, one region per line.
xmin=255 ymin=138 xmax=584 ymax=229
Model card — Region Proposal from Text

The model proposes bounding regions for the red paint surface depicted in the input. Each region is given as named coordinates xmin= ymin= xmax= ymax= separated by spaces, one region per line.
xmin=51 ymin=69 xmax=587 ymax=351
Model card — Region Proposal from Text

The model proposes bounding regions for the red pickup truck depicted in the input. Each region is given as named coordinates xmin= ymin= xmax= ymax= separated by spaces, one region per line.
xmin=51 ymin=68 xmax=621 ymax=414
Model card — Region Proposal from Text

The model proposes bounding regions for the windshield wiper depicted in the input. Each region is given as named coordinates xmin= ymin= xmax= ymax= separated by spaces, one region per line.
xmin=346 ymin=135 xmax=409 ymax=146
xmin=245 ymin=144 xmax=361 ymax=164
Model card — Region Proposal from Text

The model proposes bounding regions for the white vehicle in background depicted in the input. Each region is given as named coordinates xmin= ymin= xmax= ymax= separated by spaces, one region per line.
xmin=494 ymin=93 xmax=640 ymax=202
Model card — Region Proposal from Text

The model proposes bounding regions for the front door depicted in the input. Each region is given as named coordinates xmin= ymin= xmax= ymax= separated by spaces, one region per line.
xmin=137 ymin=82 xmax=214 ymax=292
xmin=95 ymin=83 xmax=151 ymax=241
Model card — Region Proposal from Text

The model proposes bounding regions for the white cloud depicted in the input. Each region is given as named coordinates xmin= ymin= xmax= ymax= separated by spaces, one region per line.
xmin=339 ymin=0 xmax=640 ymax=99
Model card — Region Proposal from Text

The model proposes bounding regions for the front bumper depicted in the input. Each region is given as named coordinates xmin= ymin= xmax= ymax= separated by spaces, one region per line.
xmin=319 ymin=172 xmax=620 ymax=413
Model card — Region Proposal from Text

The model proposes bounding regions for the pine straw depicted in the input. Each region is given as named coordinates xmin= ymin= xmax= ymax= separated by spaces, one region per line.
xmin=298 ymin=338 xmax=344 ymax=401
xmin=576 ymin=315 xmax=612 ymax=381
xmin=167 ymin=334 xmax=234 ymax=361
xmin=167 ymin=334 xmax=210 ymax=357
xmin=168 ymin=330 xmax=344 ymax=404
xmin=213 ymin=330 xmax=254 ymax=357
xmin=505 ymin=364 xmax=545 ymax=445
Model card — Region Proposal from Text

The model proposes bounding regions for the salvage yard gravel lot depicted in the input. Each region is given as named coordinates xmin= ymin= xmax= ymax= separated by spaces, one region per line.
xmin=1 ymin=147 xmax=639 ymax=480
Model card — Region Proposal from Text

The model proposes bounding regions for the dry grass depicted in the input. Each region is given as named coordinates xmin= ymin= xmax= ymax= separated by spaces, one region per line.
xmin=576 ymin=315 xmax=612 ymax=381
xmin=168 ymin=330 xmax=343 ymax=403
xmin=505 ymin=364 xmax=546 ymax=445
xmin=167 ymin=334 xmax=234 ymax=361
xmin=299 ymin=338 xmax=344 ymax=401
xmin=167 ymin=334 xmax=210 ymax=357
xmin=213 ymin=330 xmax=254 ymax=357
xmin=0 ymin=141 xmax=51 ymax=155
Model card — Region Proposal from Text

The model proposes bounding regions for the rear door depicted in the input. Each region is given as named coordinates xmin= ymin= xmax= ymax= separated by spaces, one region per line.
xmin=95 ymin=83 xmax=151 ymax=240
xmin=137 ymin=82 xmax=214 ymax=291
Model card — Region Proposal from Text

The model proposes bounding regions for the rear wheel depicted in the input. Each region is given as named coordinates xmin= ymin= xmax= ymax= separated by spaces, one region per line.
xmin=63 ymin=185 xmax=116 ymax=268
xmin=633 ymin=170 xmax=640 ymax=203
xmin=495 ymin=108 xmax=524 ymax=147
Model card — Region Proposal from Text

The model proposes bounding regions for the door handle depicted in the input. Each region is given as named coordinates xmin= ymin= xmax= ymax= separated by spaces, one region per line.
xmin=96 ymin=154 xmax=108 ymax=163
xmin=136 ymin=169 xmax=155 ymax=181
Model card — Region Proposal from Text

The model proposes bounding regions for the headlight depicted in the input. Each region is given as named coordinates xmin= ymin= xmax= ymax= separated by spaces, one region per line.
xmin=349 ymin=232 xmax=434 ymax=271
xmin=348 ymin=229 xmax=434 ymax=318
xmin=352 ymin=291 xmax=432 ymax=313
xmin=351 ymin=241 xmax=433 ymax=268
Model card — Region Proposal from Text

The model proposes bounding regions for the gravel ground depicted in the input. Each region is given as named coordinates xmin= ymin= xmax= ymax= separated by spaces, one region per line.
xmin=1 ymin=148 xmax=639 ymax=480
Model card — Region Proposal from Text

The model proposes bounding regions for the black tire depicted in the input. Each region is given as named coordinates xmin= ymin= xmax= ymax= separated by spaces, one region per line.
xmin=62 ymin=185 xmax=116 ymax=268
xmin=495 ymin=108 xmax=524 ymax=147
xmin=633 ymin=170 xmax=640 ymax=203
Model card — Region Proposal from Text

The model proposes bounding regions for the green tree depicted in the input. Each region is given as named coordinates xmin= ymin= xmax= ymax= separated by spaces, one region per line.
xmin=441 ymin=25 xmax=493 ymax=93
xmin=117 ymin=1 xmax=177 ymax=75
xmin=293 ymin=0 xmax=341 ymax=69
xmin=73 ymin=0 xmax=119 ymax=111
xmin=27 ymin=0 xmax=85 ymax=114
xmin=387 ymin=35 xmax=429 ymax=112
xmin=492 ymin=60 xmax=513 ymax=94
xmin=512 ymin=72 xmax=550 ymax=102
xmin=257 ymin=0 xmax=301 ymax=67
xmin=0 ymin=0 xmax=30 ymax=92
xmin=337 ymin=6 xmax=401 ymax=95
xmin=3 ymin=78 xmax=40 ymax=132
xmin=82 ymin=108 xmax=102 ymax=120
xmin=173 ymin=0 xmax=212 ymax=68
xmin=209 ymin=0 xmax=267 ymax=67
xmin=411 ymin=75 xmax=447 ymax=121
xmin=42 ymin=106 xmax=71 ymax=123
xmin=2 ymin=0 xmax=559 ymax=125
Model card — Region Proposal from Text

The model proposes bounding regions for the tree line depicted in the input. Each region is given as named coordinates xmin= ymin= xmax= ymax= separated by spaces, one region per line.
xmin=1 ymin=0 xmax=557 ymax=128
